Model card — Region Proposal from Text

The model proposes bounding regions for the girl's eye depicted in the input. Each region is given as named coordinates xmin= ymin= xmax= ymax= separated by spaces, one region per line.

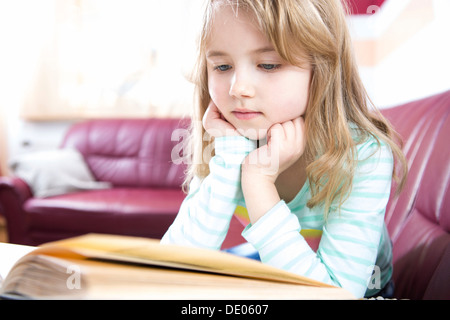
xmin=259 ymin=64 xmax=281 ymax=71
xmin=214 ymin=65 xmax=232 ymax=72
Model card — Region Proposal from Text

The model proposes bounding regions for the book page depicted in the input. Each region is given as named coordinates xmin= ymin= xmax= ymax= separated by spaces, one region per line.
xmin=1 ymin=235 xmax=356 ymax=299
xmin=35 ymin=233 xmax=331 ymax=287
xmin=0 ymin=243 xmax=35 ymax=286
xmin=2 ymin=253 xmax=354 ymax=300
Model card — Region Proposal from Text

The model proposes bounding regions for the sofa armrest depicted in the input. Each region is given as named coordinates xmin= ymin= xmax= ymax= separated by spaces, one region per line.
xmin=0 ymin=176 xmax=33 ymax=244
xmin=0 ymin=176 xmax=33 ymax=202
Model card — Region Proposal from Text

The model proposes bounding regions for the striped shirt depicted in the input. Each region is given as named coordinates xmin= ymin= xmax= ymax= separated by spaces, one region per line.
xmin=161 ymin=134 xmax=394 ymax=298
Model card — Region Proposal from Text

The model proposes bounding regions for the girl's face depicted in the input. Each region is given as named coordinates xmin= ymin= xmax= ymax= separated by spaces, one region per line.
xmin=206 ymin=5 xmax=312 ymax=140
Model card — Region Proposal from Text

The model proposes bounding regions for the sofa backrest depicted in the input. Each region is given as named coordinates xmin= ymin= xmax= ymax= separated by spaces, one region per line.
xmin=381 ymin=90 xmax=450 ymax=300
xmin=61 ymin=118 xmax=190 ymax=189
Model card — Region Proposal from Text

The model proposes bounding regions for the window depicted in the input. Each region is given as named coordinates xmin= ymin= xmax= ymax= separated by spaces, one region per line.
xmin=16 ymin=0 xmax=203 ymax=120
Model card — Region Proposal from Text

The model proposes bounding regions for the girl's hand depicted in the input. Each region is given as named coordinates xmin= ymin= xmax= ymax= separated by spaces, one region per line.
xmin=202 ymin=100 xmax=240 ymax=137
xmin=242 ymin=117 xmax=306 ymax=183
xmin=241 ymin=117 xmax=305 ymax=224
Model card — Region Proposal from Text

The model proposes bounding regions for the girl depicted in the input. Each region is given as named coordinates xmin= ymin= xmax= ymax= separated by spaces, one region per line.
xmin=162 ymin=0 xmax=407 ymax=299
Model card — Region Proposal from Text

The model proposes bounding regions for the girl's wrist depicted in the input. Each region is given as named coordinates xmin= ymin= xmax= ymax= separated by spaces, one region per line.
xmin=241 ymin=171 xmax=280 ymax=224
xmin=241 ymin=160 xmax=279 ymax=185
xmin=241 ymin=169 xmax=279 ymax=203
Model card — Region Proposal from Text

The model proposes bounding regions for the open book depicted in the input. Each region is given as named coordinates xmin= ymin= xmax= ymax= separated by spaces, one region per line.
xmin=0 ymin=234 xmax=354 ymax=300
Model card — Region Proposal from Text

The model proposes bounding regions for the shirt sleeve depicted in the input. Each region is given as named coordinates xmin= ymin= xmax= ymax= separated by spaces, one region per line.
xmin=242 ymin=138 xmax=394 ymax=298
xmin=161 ymin=136 xmax=257 ymax=250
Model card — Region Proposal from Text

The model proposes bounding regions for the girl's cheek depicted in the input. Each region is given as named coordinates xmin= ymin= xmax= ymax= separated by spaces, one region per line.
xmin=208 ymin=79 xmax=225 ymax=101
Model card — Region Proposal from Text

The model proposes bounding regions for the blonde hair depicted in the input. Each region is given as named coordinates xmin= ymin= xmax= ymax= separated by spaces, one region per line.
xmin=184 ymin=0 xmax=407 ymax=216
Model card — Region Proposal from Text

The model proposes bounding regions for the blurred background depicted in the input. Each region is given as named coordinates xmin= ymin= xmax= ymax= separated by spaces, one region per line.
xmin=0 ymin=0 xmax=449 ymax=175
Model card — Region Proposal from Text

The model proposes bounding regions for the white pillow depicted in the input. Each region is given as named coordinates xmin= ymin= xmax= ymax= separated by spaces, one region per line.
xmin=9 ymin=148 xmax=111 ymax=198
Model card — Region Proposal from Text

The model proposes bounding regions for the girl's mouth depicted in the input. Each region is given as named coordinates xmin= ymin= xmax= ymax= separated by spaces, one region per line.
xmin=232 ymin=110 xmax=262 ymax=120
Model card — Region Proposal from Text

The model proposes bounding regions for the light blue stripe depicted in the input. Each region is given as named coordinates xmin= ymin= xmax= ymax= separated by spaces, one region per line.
xmin=353 ymin=175 xmax=392 ymax=183
xmin=197 ymin=199 xmax=232 ymax=220
xmin=329 ymin=234 xmax=378 ymax=249
xmin=333 ymin=270 xmax=368 ymax=286
xmin=215 ymin=135 xmax=254 ymax=144
xmin=213 ymin=192 xmax=240 ymax=204
xmin=211 ymin=158 xmax=241 ymax=170
xmin=211 ymin=174 xmax=240 ymax=187
xmin=349 ymin=191 xmax=390 ymax=199
xmin=180 ymin=225 xmax=216 ymax=249
xmin=358 ymin=157 xmax=393 ymax=165
xmin=327 ymin=218 xmax=382 ymax=232
xmin=339 ymin=207 xmax=379 ymax=214
xmin=219 ymin=149 xmax=251 ymax=155
xmin=262 ymin=236 xmax=299 ymax=262
xmin=206 ymin=186 xmax=240 ymax=204
xmin=282 ymin=250 xmax=313 ymax=270
xmin=304 ymin=258 xmax=323 ymax=278
xmin=320 ymin=246 xmax=375 ymax=266
xmin=191 ymin=216 xmax=228 ymax=237
xmin=289 ymin=203 xmax=307 ymax=212
xmin=298 ymin=214 xmax=324 ymax=223
xmin=253 ymin=213 xmax=294 ymax=249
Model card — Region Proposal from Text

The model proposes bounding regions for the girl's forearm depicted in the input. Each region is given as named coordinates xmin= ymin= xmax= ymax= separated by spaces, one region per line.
xmin=241 ymin=172 xmax=280 ymax=224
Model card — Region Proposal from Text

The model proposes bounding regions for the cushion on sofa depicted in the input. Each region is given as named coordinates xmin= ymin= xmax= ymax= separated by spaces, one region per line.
xmin=381 ymin=90 xmax=450 ymax=299
xmin=9 ymin=149 xmax=111 ymax=198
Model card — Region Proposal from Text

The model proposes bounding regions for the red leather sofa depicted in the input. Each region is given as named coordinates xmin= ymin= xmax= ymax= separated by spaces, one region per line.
xmin=381 ymin=90 xmax=450 ymax=300
xmin=225 ymin=90 xmax=450 ymax=299
xmin=0 ymin=90 xmax=449 ymax=299
xmin=0 ymin=118 xmax=189 ymax=246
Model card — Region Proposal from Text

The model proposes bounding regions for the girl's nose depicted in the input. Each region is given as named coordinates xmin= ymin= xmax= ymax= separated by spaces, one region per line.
xmin=229 ymin=71 xmax=255 ymax=99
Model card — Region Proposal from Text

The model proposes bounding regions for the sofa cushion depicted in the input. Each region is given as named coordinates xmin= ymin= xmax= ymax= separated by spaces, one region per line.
xmin=61 ymin=118 xmax=189 ymax=188
xmin=382 ymin=91 xmax=450 ymax=240
xmin=423 ymin=244 xmax=450 ymax=299
xmin=24 ymin=188 xmax=186 ymax=238
xmin=392 ymin=209 xmax=450 ymax=299
xmin=9 ymin=148 xmax=111 ymax=198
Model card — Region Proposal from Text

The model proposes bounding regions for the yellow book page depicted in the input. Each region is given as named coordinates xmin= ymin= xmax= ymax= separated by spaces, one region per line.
xmin=35 ymin=233 xmax=331 ymax=287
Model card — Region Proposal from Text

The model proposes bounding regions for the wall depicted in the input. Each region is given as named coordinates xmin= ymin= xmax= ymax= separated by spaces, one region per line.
xmin=0 ymin=1 xmax=64 ymax=173
xmin=349 ymin=0 xmax=450 ymax=108
xmin=0 ymin=0 xmax=204 ymax=174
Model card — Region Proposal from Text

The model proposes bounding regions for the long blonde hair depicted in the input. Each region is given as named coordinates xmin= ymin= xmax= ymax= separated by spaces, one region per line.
xmin=184 ymin=0 xmax=407 ymax=216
